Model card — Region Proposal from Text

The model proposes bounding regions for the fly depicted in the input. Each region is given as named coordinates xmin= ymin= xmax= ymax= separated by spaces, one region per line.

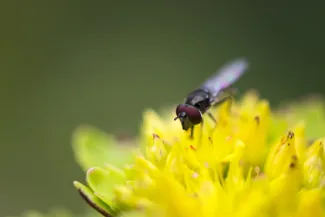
xmin=174 ymin=58 xmax=249 ymax=139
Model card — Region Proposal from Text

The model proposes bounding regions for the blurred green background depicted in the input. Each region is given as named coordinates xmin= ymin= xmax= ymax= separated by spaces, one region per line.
xmin=1 ymin=1 xmax=324 ymax=216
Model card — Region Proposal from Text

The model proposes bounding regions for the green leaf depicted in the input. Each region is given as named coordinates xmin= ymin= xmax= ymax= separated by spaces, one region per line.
xmin=72 ymin=125 xmax=134 ymax=171
xmin=73 ymin=181 xmax=115 ymax=216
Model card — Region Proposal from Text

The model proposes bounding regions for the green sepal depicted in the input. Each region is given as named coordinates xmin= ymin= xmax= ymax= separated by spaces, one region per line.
xmin=86 ymin=166 xmax=125 ymax=207
xmin=73 ymin=181 xmax=115 ymax=217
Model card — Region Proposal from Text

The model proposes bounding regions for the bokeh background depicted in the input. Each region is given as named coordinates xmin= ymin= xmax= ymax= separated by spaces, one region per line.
xmin=1 ymin=1 xmax=325 ymax=216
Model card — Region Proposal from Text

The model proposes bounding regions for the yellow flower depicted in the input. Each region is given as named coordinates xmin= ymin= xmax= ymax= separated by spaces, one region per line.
xmin=74 ymin=91 xmax=325 ymax=217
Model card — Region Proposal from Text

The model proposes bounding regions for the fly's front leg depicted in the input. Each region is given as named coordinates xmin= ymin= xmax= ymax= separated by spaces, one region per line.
xmin=198 ymin=119 xmax=204 ymax=145
xmin=189 ymin=126 xmax=194 ymax=140
xmin=189 ymin=124 xmax=203 ymax=143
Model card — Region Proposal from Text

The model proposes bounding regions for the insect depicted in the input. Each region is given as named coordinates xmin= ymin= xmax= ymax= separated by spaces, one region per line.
xmin=174 ymin=58 xmax=249 ymax=139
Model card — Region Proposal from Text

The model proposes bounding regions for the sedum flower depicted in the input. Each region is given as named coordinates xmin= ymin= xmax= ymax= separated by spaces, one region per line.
xmin=73 ymin=91 xmax=325 ymax=217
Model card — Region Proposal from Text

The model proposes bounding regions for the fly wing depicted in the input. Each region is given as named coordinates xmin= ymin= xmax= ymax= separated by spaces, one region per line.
xmin=201 ymin=58 xmax=249 ymax=98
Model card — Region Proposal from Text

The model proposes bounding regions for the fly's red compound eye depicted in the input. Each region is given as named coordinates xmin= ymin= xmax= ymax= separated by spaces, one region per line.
xmin=175 ymin=104 xmax=187 ymax=116
xmin=175 ymin=104 xmax=202 ymax=125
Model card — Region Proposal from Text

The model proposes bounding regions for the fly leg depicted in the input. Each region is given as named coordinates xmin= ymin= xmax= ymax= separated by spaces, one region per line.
xmin=215 ymin=86 xmax=237 ymax=112
xmin=189 ymin=123 xmax=204 ymax=147
xmin=189 ymin=126 xmax=194 ymax=140
xmin=210 ymin=94 xmax=233 ymax=118
xmin=213 ymin=95 xmax=233 ymax=113
xmin=200 ymin=119 xmax=204 ymax=141
xmin=189 ymin=123 xmax=203 ymax=141
xmin=189 ymin=123 xmax=204 ymax=141
xmin=209 ymin=94 xmax=233 ymax=134
xmin=207 ymin=111 xmax=217 ymax=124
xmin=207 ymin=111 xmax=218 ymax=134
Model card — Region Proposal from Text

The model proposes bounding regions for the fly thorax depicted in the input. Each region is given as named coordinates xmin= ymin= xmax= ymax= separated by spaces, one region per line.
xmin=185 ymin=90 xmax=211 ymax=112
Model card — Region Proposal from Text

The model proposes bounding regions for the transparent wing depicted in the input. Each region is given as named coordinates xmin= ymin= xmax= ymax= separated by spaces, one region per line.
xmin=201 ymin=58 xmax=249 ymax=97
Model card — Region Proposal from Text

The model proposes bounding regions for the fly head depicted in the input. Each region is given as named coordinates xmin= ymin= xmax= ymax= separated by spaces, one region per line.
xmin=174 ymin=104 xmax=203 ymax=130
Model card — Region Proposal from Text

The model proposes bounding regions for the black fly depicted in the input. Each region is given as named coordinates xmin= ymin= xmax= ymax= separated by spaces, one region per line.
xmin=174 ymin=58 xmax=249 ymax=139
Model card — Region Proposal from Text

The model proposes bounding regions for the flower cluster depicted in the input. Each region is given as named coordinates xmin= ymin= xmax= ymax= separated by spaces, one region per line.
xmin=73 ymin=91 xmax=325 ymax=217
